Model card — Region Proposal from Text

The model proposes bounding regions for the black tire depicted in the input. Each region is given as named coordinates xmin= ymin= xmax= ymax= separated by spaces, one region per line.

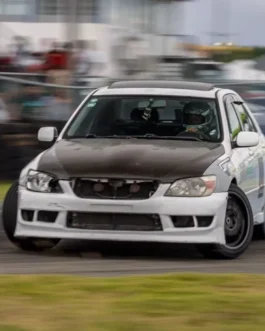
xmin=2 ymin=180 xmax=60 ymax=252
xmin=196 ymin=184 xmax=254 ymax=259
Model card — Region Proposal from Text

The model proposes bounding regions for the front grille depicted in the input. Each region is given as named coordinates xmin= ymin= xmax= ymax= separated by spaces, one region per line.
xmin=73 ymin=179 xmax=159 ymax=200
xmin=67 ymin=212 xmax=162 ymax=231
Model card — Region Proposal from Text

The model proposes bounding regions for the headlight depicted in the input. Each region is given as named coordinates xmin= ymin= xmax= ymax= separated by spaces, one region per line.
xmin=25 ymin=170 xmax=62 ymax=193
xmin=164 ymin=176 xmax=216 ymax=197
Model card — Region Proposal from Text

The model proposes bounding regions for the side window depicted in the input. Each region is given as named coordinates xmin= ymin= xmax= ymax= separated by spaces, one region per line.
xmin=234 ymin=103 xmax=257 ymax=132
xmin=225 ymin=97 xmax=242 ymax=140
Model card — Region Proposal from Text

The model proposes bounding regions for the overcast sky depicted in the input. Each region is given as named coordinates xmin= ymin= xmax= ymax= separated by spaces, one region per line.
xmin=184 ymin=0 xmax=265 ymax=46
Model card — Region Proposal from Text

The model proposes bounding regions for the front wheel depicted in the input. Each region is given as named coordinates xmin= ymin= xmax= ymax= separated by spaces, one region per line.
xmin=2 ymin=180 xmax=60 ymax=252
xmin=196 ymin=184 xmax=254 ymax=259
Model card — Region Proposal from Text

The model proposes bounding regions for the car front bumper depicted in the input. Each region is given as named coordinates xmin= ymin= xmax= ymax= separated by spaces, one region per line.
xmin=15 ymin=181 xmax=228 ymax=244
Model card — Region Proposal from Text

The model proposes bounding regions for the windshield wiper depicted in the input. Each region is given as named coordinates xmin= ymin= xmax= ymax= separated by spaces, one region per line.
xmin=133 ymin=134 xmax=204 ymax=141
xmin=85 ymin=134 xmax=134 ymax=139
xmin=171 ymin=136 xmax=204 ymax=142
xmin=84 ymin=133 xmax=205 ymax=142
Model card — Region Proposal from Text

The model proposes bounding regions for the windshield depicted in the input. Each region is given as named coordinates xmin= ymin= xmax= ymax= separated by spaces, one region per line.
xmin=64 ymin=96 xmax=222 ymax=142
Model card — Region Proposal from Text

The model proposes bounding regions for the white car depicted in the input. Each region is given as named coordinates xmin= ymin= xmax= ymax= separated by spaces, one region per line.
xmin=3 ymin=80 xmax=265 ymax=259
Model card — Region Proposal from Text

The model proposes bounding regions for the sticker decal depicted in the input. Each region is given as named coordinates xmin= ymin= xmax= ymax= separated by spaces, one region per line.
xmin=87 ymin=99 xmax=98 ymax=107
xmin=219 ymin=158 xmax=235 ymax=176
xmin=258 ymin=157 xmax=264 ymax=198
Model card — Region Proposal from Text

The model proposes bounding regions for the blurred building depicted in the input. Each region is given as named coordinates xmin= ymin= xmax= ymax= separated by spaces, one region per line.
xmin=0 ymin=0 xmax=195 ymax=79
xmin=0 ymin=0 xmax=193 ymax=53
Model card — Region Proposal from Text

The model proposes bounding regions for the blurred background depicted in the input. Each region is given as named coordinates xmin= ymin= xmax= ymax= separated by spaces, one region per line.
xmin=1 ymin=0 xmax=265 ymax=180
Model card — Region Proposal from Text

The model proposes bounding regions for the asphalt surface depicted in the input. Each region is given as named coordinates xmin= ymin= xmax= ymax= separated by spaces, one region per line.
xmin=1 ymin=203 xmax=265 ymax=276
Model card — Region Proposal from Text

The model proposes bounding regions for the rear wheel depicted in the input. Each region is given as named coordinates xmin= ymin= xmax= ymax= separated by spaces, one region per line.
xmin=2 ymin=180 xmax=60 ymax=252
xmin=196 ymin=184 xmax=253 ymax=259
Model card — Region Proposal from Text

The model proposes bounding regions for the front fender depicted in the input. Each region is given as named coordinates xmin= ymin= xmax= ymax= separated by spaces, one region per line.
xmin=19 ymin=151 xmax=46 ymax=182
xmin=203 ymin=156 xmax=235 ymax=192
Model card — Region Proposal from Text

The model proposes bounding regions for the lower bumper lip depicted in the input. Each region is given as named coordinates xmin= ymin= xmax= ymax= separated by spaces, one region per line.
xmin=16 ymin=184 xmax=228 ymax=245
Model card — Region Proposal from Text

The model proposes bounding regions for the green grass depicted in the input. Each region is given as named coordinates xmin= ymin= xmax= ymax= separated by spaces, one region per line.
xmin=0 ymin=274 xmax=264 ymax=330
xmin=0 ymin=182 xmax=11 ymax=200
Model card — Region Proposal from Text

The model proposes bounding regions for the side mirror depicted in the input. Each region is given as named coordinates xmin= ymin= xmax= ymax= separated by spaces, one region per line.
xmin=38 ymin=127 xmax=58 ymax=149
xmin=236 ymin=131 xmax=259 ymax=148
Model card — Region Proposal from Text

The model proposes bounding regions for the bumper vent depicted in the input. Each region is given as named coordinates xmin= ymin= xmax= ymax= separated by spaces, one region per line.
xmin=171 ymin=216 xmax=213 ymax=228
xmin=67 ymin=212 xmax=162 ymax=231
xmin=37 ymin=211 xmax=58 ymax=223
xmin=197 ymin=216 xmax=213 ymax=228
xmin=21 ymin=210 xmax=34 ymax=222
xmin=171 ymin=216 xmax=194 ymax=228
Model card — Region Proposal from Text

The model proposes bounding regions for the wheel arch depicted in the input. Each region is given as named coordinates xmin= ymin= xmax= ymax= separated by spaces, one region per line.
xmin=231 ymin=178 xmax=237 ymax=186
xmin=197 ymin=183 xmax=254 ymax=259
xmin=228 ymin=183 xmax=252 ymax=227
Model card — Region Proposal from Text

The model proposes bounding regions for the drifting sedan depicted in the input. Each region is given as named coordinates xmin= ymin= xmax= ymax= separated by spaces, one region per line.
xmin=3 ymin=80 xmax=265 ymax=259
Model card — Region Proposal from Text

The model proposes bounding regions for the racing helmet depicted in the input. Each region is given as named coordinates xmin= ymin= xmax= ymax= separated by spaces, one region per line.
xmin=182 ymin=101 xmax=214 ymax=132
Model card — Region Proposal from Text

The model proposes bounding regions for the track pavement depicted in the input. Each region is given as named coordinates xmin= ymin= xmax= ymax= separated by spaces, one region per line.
xmin=0 ymin=203 xmax=265 ymax=276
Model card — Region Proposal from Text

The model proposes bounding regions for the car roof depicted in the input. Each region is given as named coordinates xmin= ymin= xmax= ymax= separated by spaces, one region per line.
xmin=94 ymin=80 xmax=220 ymax=99
xmin=109 ymin=80 xmax=214 ymax=91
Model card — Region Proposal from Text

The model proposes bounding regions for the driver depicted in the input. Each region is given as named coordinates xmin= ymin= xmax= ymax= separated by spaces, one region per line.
xmin=182 ymin=101 xmax=216 ymax=137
